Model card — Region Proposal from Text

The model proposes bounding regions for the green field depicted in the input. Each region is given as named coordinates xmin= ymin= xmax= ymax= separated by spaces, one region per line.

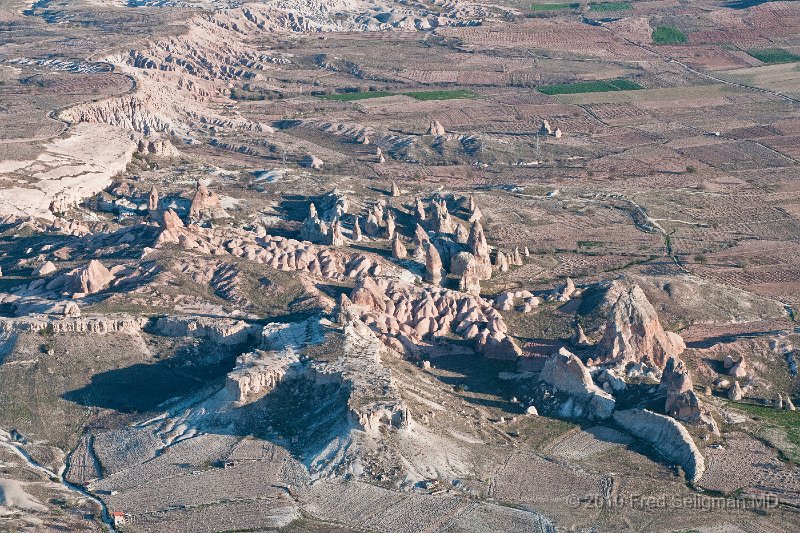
xmin=404 ymin=89 xmax=477 ymax=100
xmin=318 ymin=89 xmax=477 ymax=102
xmin=747 ymin=48 xmax=800 ymax=64
xmin=318 ymin=91 xmax=395 ymax=102
xmin=652 ymin=26 xmax=688 ymax=45
xmin=589 ymin=2 xmax=632 ymax=11
xmin=530 ymin=2 xmax=578 ymax=11
xmin=538 ymin=78 xmax=642 ymax=95
xmin=736 ymin=402 xmax=800 ymax=427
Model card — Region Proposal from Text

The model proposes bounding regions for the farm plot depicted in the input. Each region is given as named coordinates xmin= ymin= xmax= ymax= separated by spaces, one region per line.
xmin=719 ymin=63 xmax=800 ymax=98
xmin=103 ymin=458 xmax=293 ymax=516
xmin=699 ymin=432 xmax=800 ymax=505
xmin=123 ymin=499 xmax=300 ymax=533
xmin=546 ymin=426 xmax=632 ymax=462
xmin=585 ymin=102 xmax=651 ymax=126
xmin=675 ymin=140 xmax=794 ymax=171
xmin=437 ymin=21 xmax=642 ymax=59
xmin=300 ymin=481 xmax=472 ymax=532
xmin=90 ymin=434 xmax=243 ymax=493
xmin=539 ymin=79 xmax=642 ymax=96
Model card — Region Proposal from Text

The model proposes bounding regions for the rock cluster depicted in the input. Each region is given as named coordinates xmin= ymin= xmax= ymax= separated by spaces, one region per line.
xmin=494 ymin=290 xmax=540 ymax=313
xmin=539 ymin=347 xmax=615 ymax=419
xmin=137 ymin=137 xmax=179 ymax=157
xmin=189 ymin=183 xmax=225 ymax=221
xmin=348 ymin=276 xmax=521 ymax=359
xmin=156 ymin=215 xmax=384 ymax=282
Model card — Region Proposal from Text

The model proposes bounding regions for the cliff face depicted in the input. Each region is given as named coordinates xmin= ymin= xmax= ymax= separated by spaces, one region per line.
xmin=613 ymin=408 xmax=705 ymax=482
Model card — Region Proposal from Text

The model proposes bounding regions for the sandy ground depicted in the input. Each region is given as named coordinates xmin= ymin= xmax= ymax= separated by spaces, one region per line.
xmin=0 ymin=123 xmax=135 ymax=220
xmin=0 ymin=478 xmax=47 ymax=512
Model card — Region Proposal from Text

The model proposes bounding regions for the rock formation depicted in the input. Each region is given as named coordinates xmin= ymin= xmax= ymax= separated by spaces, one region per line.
xmin=301 ymin=154 xmax=324 ymax=169
xmin=138 ymin=137 xmax=179 ymax=157
xmin=510 ymin=247 xmax=523 ymax=266
xmin=660 ymin=356 xmax=701 ymax=422
xmin=415 ymin=198 xmax=426 ymax=221
xmin=385 ymin=210 xmax=396 ymax=240
xmin=352 ymin=216 xmax=363 ymax=242
xmin=329 ymin=220 xmax=346 ymax=247
xmin=66 ymin=260 xmax=115 ymax=296
xmin=390 ymin=181 xmax=400 ymax=197
xmin=148 ymin=186 xmax=159 ymax=214
xmin=467 ymin=221 xmax=492 ymax=280
xmin=613 ymin=409 xmax=705 ymax=482
xmin=458 ymin=254 xmax=481 ymax=296
xmin=493 ymin=290 xmax=539 ymax=313
xmin=391 ymin=233 xmax=407 ymax=259
xmin=728 ymin=380 xmax=743 ymax=400
xmin=540 ymin=347 xmax=615 ymax=419
xmin=63 ymin=301 xmax=81 ymax=318
xmin=431 ymin=199 xmax=454 ymax=234
xmin=365 ymin=213 xmax=381 ymax=237
xmin=554 ymin=277 xmax=576 ymax=302
xmin=34 ymin=261 xmax=57 ymax=277
xmin=428 ymin=121 xmax=446 ymax=136
xmin=424 ymin=241 xmax=443 ymax=285
xmin=729 ymin=357 xmax=747 ymax=378
xmin=412 ymin=224 xmax=429 ymax=261
xmin=593 ymin=284 xmax=684 ymax=371
xmin=189 ymin=183 xmax=222 ymax=221
xmin=495 ymin=251 xmax=509 ymax=273
xmin=571 ymin=324 xmax=590 ymax=347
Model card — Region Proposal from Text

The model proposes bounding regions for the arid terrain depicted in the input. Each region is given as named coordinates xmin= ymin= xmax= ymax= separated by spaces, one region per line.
xmin=2 ymin=0 xmax=800 ymax=531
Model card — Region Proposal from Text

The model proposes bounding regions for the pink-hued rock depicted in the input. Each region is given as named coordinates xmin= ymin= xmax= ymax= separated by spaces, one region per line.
xmin=424 ymin=241 xmax=443 ymax=285
xmin=189 ymin=184 xmax=221 ymax=221
xmin=594 ymin=284 xmax=684 ymax=370
xmin=468 ymin=220 xmax=491 ymax=280
xmin=391 ymin=233 xmax=407 ymax=259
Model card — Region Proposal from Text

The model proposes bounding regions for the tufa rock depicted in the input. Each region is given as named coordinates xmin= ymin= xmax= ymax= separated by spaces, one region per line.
xmin=68 ymin=260 xmax=115 ymax=296
xmin=428 ymin=121 xmax=446 ymax=136
xmin=467 ymin=220 xmax=492 ymax=280
xmin=728 ymin=380 xmax=743 ymax=401
xmin=540 ymin=347 xmax=615 ymax=419
xmin=594 ymin=284 xmax=684 ymax=371
xmin=458 ymin=254 xmax=481 ymax=296
xmin=613 ymin=409 xmax=705 ymax=482
xmin=495 ymin=251 xmax=509 ymax=273
xmin=301 ymin=155 xmax=324 ymax=169
xmin=423 ymin=241 xmax=443 ymax=285
xmin=352 ymin=216 xmax=363 ymax=242
xmin=34 ymin=261 xmax=57 ymax=277
xmin=391 ymin=233 xmax=407 ymax=259
xmin=189 ymin=183 xmax=222 ymax=221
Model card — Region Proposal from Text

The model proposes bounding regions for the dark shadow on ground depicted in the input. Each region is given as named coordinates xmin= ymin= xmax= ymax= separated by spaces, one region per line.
xmin=62 ymin=337 xmax=252 ymax=414
xmin=428 ymin=352 xmax=522 ymax=413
